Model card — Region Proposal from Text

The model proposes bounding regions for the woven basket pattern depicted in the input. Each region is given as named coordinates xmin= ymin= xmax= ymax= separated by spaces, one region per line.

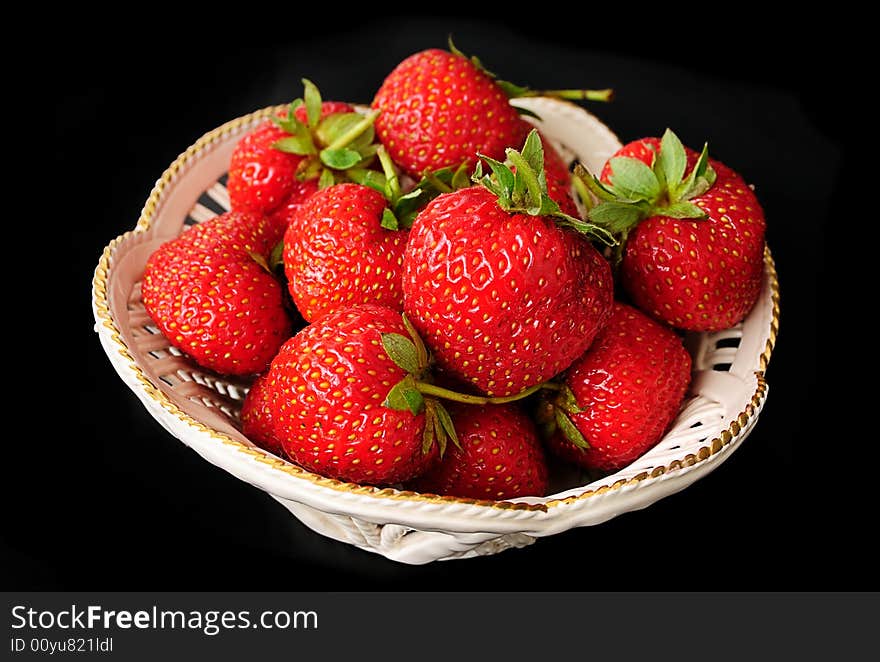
xmin=93 ymin=99 xmax=778 ymax=564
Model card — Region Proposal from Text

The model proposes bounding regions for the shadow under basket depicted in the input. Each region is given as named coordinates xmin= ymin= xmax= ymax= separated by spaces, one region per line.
xmin=92 ymin=98 xmax=779 ymax=564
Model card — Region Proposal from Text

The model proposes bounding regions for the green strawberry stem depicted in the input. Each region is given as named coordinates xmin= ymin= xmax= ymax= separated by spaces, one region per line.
xmin=382 ymin=315 xmax=563 ymax=415
xmin=377 ymin=155 xmax=473 ymax=231
xmin=377 ymin=146 xmax=410 ymax=230
xmin=610 ymin=228 xmax=629 ymax=268
xmin=394 ymin=164 xmax=474 ymax=229
xmin=381 ymin=314 xmax=566 ymax=454
xmin=517 ymin=88 xmax=614 ymax=102
xmin=326 ymin=109 xmax=380 ymax=151
xmin=414 ymin=381 xmax=552 ymax=406
xmin=421 ymin=171 xmax=454 ymax=194
xmin=377 ymin=146 xmax=402 ymax=201
xmin=448 ymin=38 xmax=613 ymax=106
xmin=571 ymin=174 xmax=594 ymax=212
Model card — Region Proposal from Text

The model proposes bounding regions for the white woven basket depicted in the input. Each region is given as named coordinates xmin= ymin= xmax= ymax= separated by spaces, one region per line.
xmin=92 ymin=98 xmax=779 ymax=564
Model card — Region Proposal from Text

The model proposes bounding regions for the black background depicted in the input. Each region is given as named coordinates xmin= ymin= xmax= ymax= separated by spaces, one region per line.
xmin=9 ymin=15 xmax=852 ymax=590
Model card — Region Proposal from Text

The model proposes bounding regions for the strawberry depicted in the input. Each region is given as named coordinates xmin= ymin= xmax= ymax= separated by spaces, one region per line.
xmin=266 ymin=178 xmax=320 ymax=229
xmin=283 ymin=182 xmax=407 ymax=322
xmin=372 ymin=42 xmax=612 ymax=179
xmin=228 ymin=121 xmax=309 ymax=215
xmin=240 ymin=372 xmax=286 ymax=457
xmin=372 ymin=47 xmax=526 ymax=179
xmin=228 ymin=79 xmax=379 ymax=215
xmin=541 ymin=302 xmax=692 ymax=473
xmin=402 ymin=130 xmax=615 ymax=398
xmin=264 ymin=304 xmax=451 ymax=485
xmin=280 ymin=144 xmax=465 ymax=323
xmin=579 ymin=129 xmax=766 ymax=331
xmin=141 ymin=210 xmax=291 ymax=375
xmin=408 ymin=403 xmax=549 ymax=500
xmin=172 ymin=205 xmax=286 ymax=256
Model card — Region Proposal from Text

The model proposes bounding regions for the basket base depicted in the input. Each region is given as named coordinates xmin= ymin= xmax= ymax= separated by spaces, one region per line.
xmin=271 ymin=496 xmax=536 ymax=564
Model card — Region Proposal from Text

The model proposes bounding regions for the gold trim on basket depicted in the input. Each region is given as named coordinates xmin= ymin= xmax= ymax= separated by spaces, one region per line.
xmin=92 ymin=106 xmax=780 ymax=514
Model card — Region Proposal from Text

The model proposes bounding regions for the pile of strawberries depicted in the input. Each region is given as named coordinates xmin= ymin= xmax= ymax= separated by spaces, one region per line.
xmin=141 ymin=44 xmax=766 ymax=501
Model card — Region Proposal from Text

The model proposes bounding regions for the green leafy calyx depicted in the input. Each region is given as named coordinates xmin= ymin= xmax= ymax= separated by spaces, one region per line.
xmin=447 ymin=37 xmax=613 ymax=112
xmin=271 ymin=79 xmax=381 ymax=189
xmin=380 ymin=315 xmax=460 ymax=457
xmin=374 ymin=148 xmax=472 ymax=232
xmin=473 ymin=129 xmax=616 ymax=246
xmin=577 ymin=129 xmax=718 ymax=250
xmin=533 ymin=384 xmax=590 ymax=450
xmin=379 ymin=313 xmax=566 ymax=457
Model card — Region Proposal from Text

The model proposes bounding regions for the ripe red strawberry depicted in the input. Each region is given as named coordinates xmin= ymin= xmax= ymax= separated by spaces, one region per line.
xmin=279 ymin=143 xmax=460 ymax=324
xmin=582 ymin=129 xmax=766 ymax=331
xmin=228 ymin=121 xmax=307 ymax=215
xmin=408 ymin=403 xmax=548 ymax=500
xmin=141 ymin=210 xmax=291 ymax=375
xmin=372 ymin=43 xmax=612 ymax=179
xmin=403 ymin=130 xmax=614 ymax=397
xmin=373 ymin=48 xmax=526 ymax=179
xmin=283 ymin=182 xmax=407 ymax=322
xmin=267 ymin=178 xmax=320 ymax=228
xmin=542 ymin=302 xmax=692 ymax=473
xmin=228 ymin=100 xmax=354 ymax=214
xmin=240 ymin=372 xmax=285 ymax=457
xmin=265 ymin=304 xmax=444 ymax=485
xmin=228 ymin=80 xmax=383 ymax=215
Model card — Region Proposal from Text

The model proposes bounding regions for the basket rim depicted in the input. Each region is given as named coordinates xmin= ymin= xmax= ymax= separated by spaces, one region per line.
xmin=91 ymin=101 xmax=780 ymax=514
